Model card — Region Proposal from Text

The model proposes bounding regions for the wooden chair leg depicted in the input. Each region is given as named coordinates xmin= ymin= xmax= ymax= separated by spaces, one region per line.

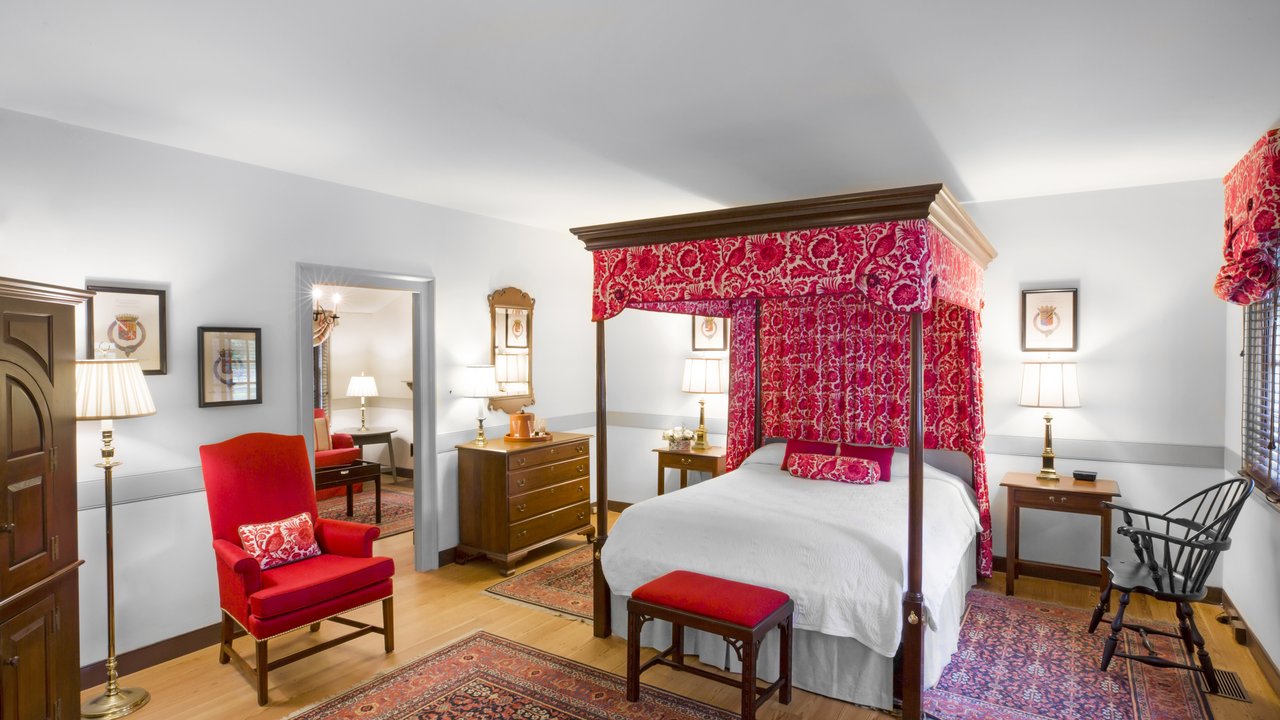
xmin=780 ymin=615 xmax=793 ymax=705
xmin=255 ymin=638 xmax=269 ymax=706
xmin=741 ymin=636 xmax=758 ymax=720
xmin=1184 ymin=603 xmax=1220 ymax=694
xmin=1088 ymin=581 xmax=1112 ymax=634
xmin=1174 ymin=601 xmax=1197 ymax=659
xmin=1100 ymin=592 xmax=1129 ymax=671
xmin=218 ymin=612 xmax=234 ymax=664
xmin=383 ymin=597 xmax=395 ymax=653
xmin=626 ymin=611 xmax=641 ymax=702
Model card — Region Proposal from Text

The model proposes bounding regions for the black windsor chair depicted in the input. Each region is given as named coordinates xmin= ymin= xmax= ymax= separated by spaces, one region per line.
xmin=1087 ymin=477 xmax=1253 ymax=694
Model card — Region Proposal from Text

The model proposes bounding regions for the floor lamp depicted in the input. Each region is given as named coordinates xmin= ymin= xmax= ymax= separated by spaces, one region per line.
xmin=76 ymin=359 xmax=156 ymax=720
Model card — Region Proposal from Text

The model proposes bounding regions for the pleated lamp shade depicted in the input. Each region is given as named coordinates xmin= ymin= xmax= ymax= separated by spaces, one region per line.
xmin=458 ymin=365 xmax=501 ymax=398
xmin=75 ymin=359 xmax=156 ymax=420
xmin=681 ymin=357 xmax=725 ymax=394
xmin=346 ymin=374 xmax=379 ymax=398
xmin=1019 ymin=362 xmax=1081 ymax=408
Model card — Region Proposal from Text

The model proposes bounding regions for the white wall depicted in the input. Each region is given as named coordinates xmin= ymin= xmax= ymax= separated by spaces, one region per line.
xmin=0 ymin=109 xmax=596 ymax=665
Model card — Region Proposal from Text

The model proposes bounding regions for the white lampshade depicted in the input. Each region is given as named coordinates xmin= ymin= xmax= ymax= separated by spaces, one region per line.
xmin=1019 ymin=362 xmax=1081 ymax=408
xmin=75 ymin=359 xmax=156 ymax=421
xmin=458 ymin=365 xmax=501 ymax=398
xmin=495 ymin=353 xmax=529 ymax=383
xmin=681 ymin=357 xmax=725 ymax=394
xmin=346 ymin=374 xmax=379 ymax=398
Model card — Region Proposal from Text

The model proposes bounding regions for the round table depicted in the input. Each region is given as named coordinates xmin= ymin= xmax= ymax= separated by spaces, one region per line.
xmin=338 ymin=426 xmax=398 ymax=477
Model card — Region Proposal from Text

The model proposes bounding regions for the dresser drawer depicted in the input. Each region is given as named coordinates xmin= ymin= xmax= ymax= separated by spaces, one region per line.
xmin=509 ymin=456 xmax=590 ymax=495
xmin=509 ymin=479 xmax=589 ymax=522
xmin=509 ymin=501 xmax=591 ymax=549
xmin=1013 ymin=487 xmax=1105 ymax=513
xmin=507 ymin=440 xmax=590 ymax=471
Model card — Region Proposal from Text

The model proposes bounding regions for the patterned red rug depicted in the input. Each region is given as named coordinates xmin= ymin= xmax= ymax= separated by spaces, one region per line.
xmin=924 ymin=590 xmax=1212 ymax=720
xmin=290 ymin=631 xmax=736 ymax=719
xmin=486 ymin=545 xmax=593 ymax=619
xmin=317 ymin=488 xmax=414 ymax=539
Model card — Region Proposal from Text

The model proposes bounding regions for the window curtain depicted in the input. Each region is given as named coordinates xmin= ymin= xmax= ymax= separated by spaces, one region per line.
xmin=1215 ymin=128 xmax=1280 ymax=305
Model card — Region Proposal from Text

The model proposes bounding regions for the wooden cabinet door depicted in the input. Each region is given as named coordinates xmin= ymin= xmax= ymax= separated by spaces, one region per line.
xmin=0 ymin=594 xmax=59 ymax=720
xmin=0 ymin=304 xmax=69 ymax=599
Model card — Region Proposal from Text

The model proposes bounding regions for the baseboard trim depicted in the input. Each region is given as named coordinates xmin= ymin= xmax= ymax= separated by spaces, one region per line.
xmin=438 ymin=546 xmax=456 ymax=567
xmin=991 ymin=555 xmax=1222 ymax=604
xmin=1222 ymin=588 xmax=1280 ymax=696
xmin=81 ymin=621 xmax=221 ymax=691
xmin=394 ymin=466 xmax=413 ymax=480
xmin=606 ymin=500 xmax=631 ymax=512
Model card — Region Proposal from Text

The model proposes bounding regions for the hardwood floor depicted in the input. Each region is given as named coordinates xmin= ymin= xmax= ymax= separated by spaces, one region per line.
xmin=85 ymin=523 xmax=1279 ymax=719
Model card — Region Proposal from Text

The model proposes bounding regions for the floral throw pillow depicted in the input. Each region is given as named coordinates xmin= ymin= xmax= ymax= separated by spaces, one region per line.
xmin=238 ymin=512 xmax=321 ymax=570
xmin=787 ymin=453 xmax=881 ymax=484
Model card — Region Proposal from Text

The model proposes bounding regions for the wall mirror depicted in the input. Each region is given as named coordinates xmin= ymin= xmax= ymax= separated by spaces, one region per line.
xmin=489 ymin=287 xmax=534 ymax=413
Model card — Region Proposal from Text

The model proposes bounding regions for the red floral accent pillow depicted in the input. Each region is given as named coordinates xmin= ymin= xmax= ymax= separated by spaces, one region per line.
xmin=237 ymin=512 xmax=321 ymax=570
xmin=786 ymin=453 xmax=880 ymax=484
xmin=780 ymin=438 xmax=839 ymax=470
xmin=838 ymin=443 xmax=895 ymax=482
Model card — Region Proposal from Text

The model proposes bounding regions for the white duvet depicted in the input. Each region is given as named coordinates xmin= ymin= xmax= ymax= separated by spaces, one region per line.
xmin=600 ymin=452 xmax=981 ymax=658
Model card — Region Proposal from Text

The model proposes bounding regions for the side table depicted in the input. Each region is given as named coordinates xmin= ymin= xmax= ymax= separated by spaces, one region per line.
xmin=653 ymin=446 xmax=726 ymax=495
xmin=1000 ymin=471 xmax=1121 ymax=597
xmin=339 ymin=426 xmax=398 ymax=478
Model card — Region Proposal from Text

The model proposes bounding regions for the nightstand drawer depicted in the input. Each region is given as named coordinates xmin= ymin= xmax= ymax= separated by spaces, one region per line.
xmin=509 ymin=456 xmax=590 ymax=495
xmin=509 ymin=501 xmax=591 ymax=549
xmin=657 ymin=451 xmax=721 ymax=474
xmin=1013 ymin=487 xmax=1105 ymax=513
xmin=509 ymin=479 xmax=589 ymax=522
xmin=507 ymin=440 xmax=590 ymax=471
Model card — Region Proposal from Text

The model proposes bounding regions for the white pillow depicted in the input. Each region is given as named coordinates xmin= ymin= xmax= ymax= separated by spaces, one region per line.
xmin=742 ymin=442 xmax=786 ymax=466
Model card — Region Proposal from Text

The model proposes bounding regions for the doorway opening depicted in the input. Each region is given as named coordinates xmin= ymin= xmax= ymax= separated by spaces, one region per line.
xmin=296 ymin=263 xmax=438 ymax=571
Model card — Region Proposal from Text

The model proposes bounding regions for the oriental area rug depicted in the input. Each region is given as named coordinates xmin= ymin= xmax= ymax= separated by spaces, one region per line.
xmin=289 ymin=631 xmax=736 ymax=720
xmin=317 ymin=488 xmax=415 ymax=539
xmin=924 ymin=590 xmax=1212 ymax=720
xmin=486 ymin=545 xmax=593 ymax=620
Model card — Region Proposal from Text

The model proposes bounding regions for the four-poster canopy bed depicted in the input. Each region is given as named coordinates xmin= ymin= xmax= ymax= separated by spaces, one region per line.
xmin=570 ymin=184 xmax=996 ymax=719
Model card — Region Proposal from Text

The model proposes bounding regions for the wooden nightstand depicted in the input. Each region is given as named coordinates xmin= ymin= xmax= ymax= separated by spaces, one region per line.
xmin=1000 ymin=471 xmax=1121 ymax=597
xmin=653 ymin=446 xmax=727 ymax=495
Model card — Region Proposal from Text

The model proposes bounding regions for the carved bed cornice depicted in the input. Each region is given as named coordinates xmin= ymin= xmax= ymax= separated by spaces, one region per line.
xmin=570 ymin=184 xmax=996 ymax=269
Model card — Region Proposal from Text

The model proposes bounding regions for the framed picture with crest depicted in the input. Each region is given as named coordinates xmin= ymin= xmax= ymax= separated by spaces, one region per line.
xmin=1021 ymin=288 xmax=1078 ymax=352
xmin=86 ymin=284 xmax=168 ymax=374
xmin=691 ymin=315 xmax=729 ymax=351
xmin=198 ymin=327 xmax=262 ymax=407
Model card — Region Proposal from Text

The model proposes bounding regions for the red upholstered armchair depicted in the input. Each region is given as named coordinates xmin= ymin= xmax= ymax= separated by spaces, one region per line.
xmin=314 ymin=407 xmax=361 ymax=499
xmin=199 ymin=433 xmax=394 ymax=705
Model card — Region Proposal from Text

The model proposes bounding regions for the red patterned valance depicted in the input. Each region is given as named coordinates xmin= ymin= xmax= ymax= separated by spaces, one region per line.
xmin=1215 ymin=128 xmax=1280 ymax=305
xmin=591 ymin=220 xmax=983 ymax=321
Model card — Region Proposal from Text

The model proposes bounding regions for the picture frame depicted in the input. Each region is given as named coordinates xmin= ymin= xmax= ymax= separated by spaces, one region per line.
xmin=505 ymin=308 xmax=529 ymax=348
xmin=85 ymin=284 xmax=168 ymax=374
xmin=1021 ymin=288 xmax=1078 ymax=352
xmin=198 ymin=327 xmax=262 ymax=407
xmin=691 ymin=315 xmax=729 ymax=351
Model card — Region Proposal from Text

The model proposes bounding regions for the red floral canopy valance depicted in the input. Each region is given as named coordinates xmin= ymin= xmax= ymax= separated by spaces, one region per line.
xmin=1216 ymin=128 xmax=1280 ymax=305
xmin=591 ymin=219 xmax=984 ymax=321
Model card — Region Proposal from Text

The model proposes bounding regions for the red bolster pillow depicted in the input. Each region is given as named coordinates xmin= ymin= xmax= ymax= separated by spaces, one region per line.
xmin=787 ymin=453 xmax=881 ymax=484
xmin=838 ymin=443 xmax=894 ymax=482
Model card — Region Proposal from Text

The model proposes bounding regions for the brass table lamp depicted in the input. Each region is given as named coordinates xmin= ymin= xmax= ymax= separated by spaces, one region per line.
xmin=681 ymin=357 xmax=725 ymax=451
xmin=458 ymin=365 xmax=500 ymax=445
xmin=1019 ymin=361 xmax=1081 ymax=480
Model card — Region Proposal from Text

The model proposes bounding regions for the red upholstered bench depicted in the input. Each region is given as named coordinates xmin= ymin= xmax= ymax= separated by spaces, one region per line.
xmin=626 ymin=570 xmax=793 ymax=720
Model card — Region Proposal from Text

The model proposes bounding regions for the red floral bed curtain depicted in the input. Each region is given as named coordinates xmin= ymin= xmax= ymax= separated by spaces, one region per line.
xmin=591 ymin=218 xmax=992 ymax=575
xmin=1215 ymin=129 xmax=1280 ymax=305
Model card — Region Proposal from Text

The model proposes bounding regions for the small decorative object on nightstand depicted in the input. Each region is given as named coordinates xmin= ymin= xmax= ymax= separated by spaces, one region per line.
xmin=1001 ymin=471 xmax=1120 ymax=598
xmin=1019 ymin=361 xmax=1080 ymax=480
xmin=653 ymin=445 xmax=726 ymax=495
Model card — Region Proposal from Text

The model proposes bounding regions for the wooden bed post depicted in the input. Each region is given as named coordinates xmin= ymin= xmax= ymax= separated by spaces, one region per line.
xmin=593 ymin=319 xmax=613 ymax=638
xmin=902 ymin=311 xmax=926 ymax=720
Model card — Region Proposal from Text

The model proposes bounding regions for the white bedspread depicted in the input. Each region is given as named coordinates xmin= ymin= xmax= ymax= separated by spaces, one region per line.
xmin=600 ymin=460 xmax=981 ymax=658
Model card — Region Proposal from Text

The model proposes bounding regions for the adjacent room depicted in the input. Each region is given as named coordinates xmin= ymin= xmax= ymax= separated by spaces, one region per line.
xmin=1 ymin=3 xmax=1278 ymax=720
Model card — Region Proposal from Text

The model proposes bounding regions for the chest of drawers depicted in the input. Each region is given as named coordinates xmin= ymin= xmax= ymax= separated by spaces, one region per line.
xmin=456 ymin=432 xmax=594 ymax=575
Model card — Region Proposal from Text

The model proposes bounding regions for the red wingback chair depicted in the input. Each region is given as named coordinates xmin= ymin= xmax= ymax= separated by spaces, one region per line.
xmin=199 ymin=432 xmax=394 ymax=705
xmin=313 ymin=407 xmax=362 ymax=500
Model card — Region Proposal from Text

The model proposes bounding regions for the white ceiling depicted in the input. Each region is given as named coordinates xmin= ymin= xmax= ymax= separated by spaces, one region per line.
xmin=2 ymin=2 xmax=1276 ymax=231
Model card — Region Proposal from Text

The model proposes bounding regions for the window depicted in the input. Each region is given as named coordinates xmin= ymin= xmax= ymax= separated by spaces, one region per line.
xmin=1242 ymin=291 xmax=1280 ymax=502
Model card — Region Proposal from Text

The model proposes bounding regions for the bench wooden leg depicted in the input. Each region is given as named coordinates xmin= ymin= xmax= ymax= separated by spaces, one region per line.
xmin=780 ymin=615 xmax=793 ymax=704
xmin=626 ymin=611 xmax=642 ymax=702
xmin=255 ymin=638 xmax=269 ymax=706
xmin=671 ymin=622 xmax=684 ymax=667
xmin=741 ymin=636 xmax=757 ymax=720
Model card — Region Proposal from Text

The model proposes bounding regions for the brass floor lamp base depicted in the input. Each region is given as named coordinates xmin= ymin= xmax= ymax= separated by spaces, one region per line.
xmin=81 ymin=686 xmax=149 ymax=719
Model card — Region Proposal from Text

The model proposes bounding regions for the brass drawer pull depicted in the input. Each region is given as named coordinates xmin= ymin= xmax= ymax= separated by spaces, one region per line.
xmin=680 ymin=458 xmax=693 ymax=466
xmin=517 ymin=478 xmax=526 ymax=488
xmin=3 ymin=656 xmax=17 ymax=666
xmin=516 ymin=503 xmax=527 ymax=513
xmin=339 ymin=470 xmax=350 ymax=475
xmin=517 ymin=458 xmax=527 ymax=466
xmin=577 ymin=485 xmax=584 ymax=494
xmin=0 ymin=523 xmax=13 ymax=533
xmin=550 ymin=448 xmax=558 ymax=455
xmin=1048 ymin=495 xmax=1068 ymax=505
xmin=576 ymin=445 xmax=586 ymax=453
xmin=576 ymin=464 xmax=586 ymax=473
xmin=577 ymin=512 xmax=586 ymax=521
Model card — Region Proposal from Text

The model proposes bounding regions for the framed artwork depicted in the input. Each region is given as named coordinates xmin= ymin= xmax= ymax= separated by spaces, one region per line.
xmin=505 ymin=308 xmax=529 ymax=348
xmin=692 ymin=315 xmax=729 ymax=351
xmin=1021 ymin=288 xmax=1078 ymax=352
xmin=85 ymin=285 xmax=168 ymax=374
xmin=198 ymin=327 xmax=262 ymax=407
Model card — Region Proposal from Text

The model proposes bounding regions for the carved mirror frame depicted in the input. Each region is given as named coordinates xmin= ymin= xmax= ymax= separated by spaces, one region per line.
xmin=488 ymin=286 xmax=534 ymax=413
